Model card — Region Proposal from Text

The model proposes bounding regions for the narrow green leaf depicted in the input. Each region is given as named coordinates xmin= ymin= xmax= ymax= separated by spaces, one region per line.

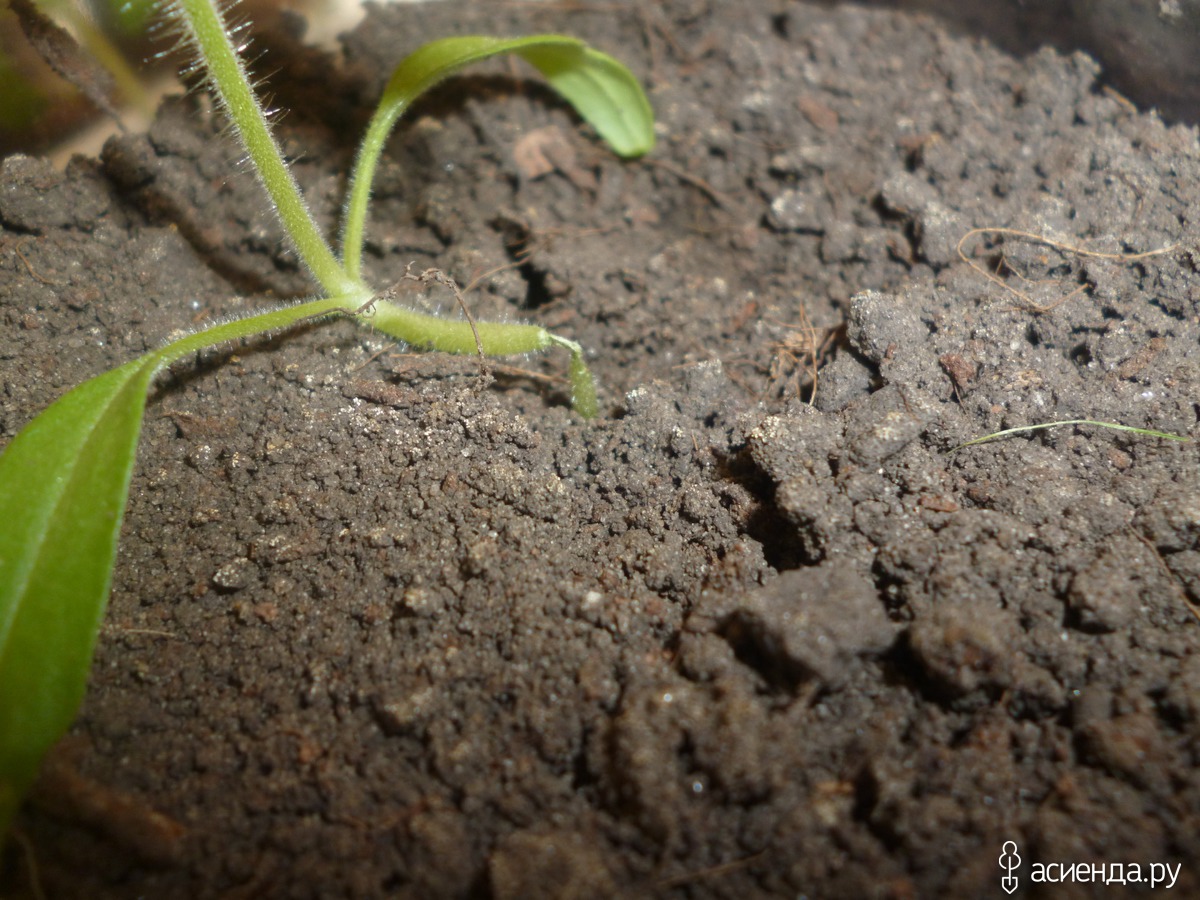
xmin=0 ymin=295 xmax=357 ymax=835
xmin=342 ymin=34 xmax=655 ymax=278
xmin=0 ymin=355 xmax=160 ymax=831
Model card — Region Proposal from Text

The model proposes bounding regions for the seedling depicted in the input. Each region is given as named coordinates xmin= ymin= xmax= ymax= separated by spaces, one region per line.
xmin=0 ymin=0 xmax=654 ymax=834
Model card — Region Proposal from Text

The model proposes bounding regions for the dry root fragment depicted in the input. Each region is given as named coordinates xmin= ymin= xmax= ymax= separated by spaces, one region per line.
xmin=956 ymin=226 xmax=1176 ymax=313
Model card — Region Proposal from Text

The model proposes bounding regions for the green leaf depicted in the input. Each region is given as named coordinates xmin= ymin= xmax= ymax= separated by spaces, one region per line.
xmin=0 ymin=295 xmax=356 ymax=836
xmin=515 ymin=40 xmax=656 ymax=158
xmin=383 ymin=35 xmax=656 ymax=158
xmin=0 ymin=355 xmax=159 ymax=832
xmin=567 ymin=346 xmax=598 ymax=420
xmin=342 ymin=33 xmax=656 ymax=278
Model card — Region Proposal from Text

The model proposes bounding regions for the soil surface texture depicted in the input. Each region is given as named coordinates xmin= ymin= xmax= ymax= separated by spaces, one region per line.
xmin=3 ymin=1 xmax=1200 ymax=897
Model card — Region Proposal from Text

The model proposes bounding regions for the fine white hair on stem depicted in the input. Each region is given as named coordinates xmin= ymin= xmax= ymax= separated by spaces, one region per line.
xmin=162 ymin=0 xmax=356 ymax=295
xmin=145 ymin=19 xmax=195 ymax=70
xmin=124 ymin=0 xmax=609 ymax=415
xmin=161 ymin=296 xmax=343 ymax=352
xmin=255 ymin=82 xmax=286 ymax=125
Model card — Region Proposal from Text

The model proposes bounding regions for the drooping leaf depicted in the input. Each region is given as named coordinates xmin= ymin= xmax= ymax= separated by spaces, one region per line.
xmin=514 ymin=40 xmax=656 ymax=158
xmin=342 ymin=33 xmax=656 ymax=277
xmin=0 ymin=295 xmax=353 ymax=837
xmin=0 ymin=355 xmax=160 ymax=832
xmin=383 ymin=35 xmax=655 ymax=158
xmin=567 ymin=347 xmax=598 ymax=420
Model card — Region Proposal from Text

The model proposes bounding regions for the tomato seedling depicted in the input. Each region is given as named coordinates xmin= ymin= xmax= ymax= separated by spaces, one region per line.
xmin=0 ymin=0 xmax=653 ymax=834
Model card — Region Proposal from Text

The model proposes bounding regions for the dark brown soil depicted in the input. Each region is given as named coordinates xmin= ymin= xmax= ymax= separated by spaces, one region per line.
xmin=3 ymin=1 xmax=1200 ymax=897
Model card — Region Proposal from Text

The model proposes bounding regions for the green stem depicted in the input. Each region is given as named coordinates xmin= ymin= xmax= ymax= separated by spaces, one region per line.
xmin=339 ymin=37 xmax=570 ymax=281
xmin=175 ymin=0 xmax=357 ymax=297
xmin=369 ymin=300 xmax=550 ymax=355
xmin=153 ymin=295 xmax=356 ymax=370
xmin=164 ymin=6 xmax=607 ymax=415
xmin=341 ymin=102 xmax=404 ymax=280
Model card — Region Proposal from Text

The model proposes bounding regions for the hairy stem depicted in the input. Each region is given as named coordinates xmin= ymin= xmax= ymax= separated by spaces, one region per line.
xmin=154 ymin=295 xmax=354 ymax=369
xmin=341 ymin=101 xmax=404 ymax=281
xmin=167 ymin=5 xmax=604 ymax=415
xmin=174 ymin=0 xmax=357 ymax=297
xmin=368 ymin=300 xmax=550 ymax=355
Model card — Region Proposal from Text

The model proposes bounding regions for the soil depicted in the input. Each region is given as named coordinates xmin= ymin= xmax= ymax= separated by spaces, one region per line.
xmin=3 ymin=1 xmax=1200 ymax=897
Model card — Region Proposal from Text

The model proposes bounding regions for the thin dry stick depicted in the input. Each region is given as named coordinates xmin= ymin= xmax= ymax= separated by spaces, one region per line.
xmin=405 ymin=266 xmax=487 ymax=362
xmin=1130 ymin=528 xmax=1200 ymax=625
xmin=463 ymin=255 xmax=529 ymax=296
xmin=989 ymin=248 xmax=1091 ymax=313
xmin=490 ymin=362 xmax=562 ymax=385
xmin=352 ymin=265 xmax=487 ymax=363
xmin=349 ymin=344 xmax=394 ymax=373
xmin=644 ymin=157 xmax=731 ymax=208
xmin=11 ymin=236 xmax=57 ymax=285
xmin=462 ymin=225 xmax=613 ymax=296
xmin=655 ymin=850 xmax=768 ymax=890
xmin=956 ymin=227 xmax=1177 ymax=312
xmin=951 ymin=419 xmax=1189 ymax=451
xmin=763 ymin=310 xmax=834 ymax=406
xmin=102 ymin=625 xmax=181 ymax=640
